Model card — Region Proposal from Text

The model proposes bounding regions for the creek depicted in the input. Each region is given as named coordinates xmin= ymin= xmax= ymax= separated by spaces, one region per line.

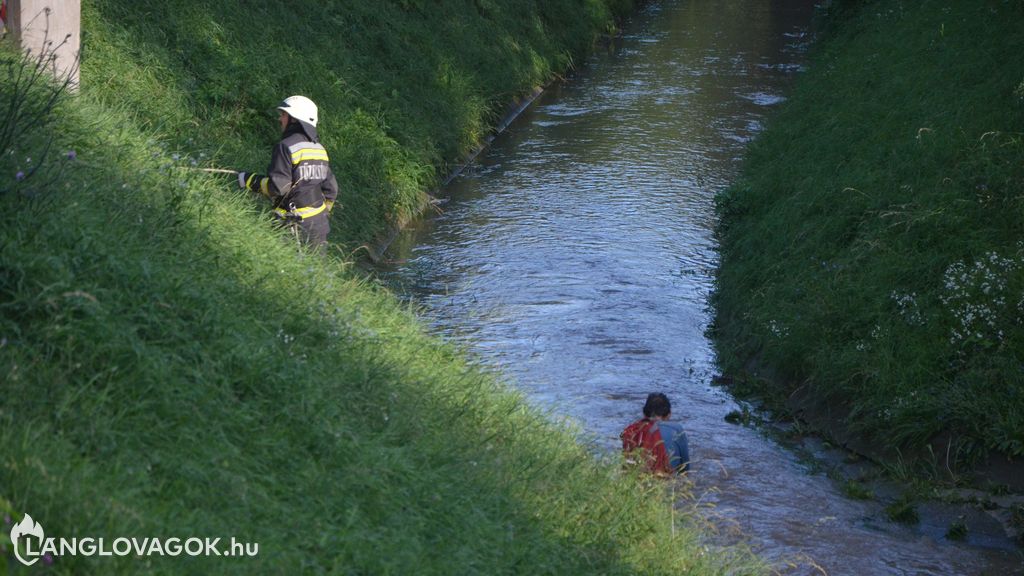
xmin=379 ymin=1 xmax=1022 ymax=573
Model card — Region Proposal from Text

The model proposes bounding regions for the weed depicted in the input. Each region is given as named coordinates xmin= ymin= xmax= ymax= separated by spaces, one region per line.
xmin=1011 ymin=504 xmax=1024 ymax=530
xmin=841 ymin=479 xmax=874 ymax=501
xmin=988 ymin=482 xmax=1012 ymax=496
xmin=724 ymin=405 xmax=756 ymax=426
xmin=724 ymin=409 xmax=745 ymax=424
xmin=885 ymin=496 xmax=920 ymax=525
xmin=945 ymin=518 xmax=968 ymax=541
xmin=0 ymin=28 xmax=77 ymax=198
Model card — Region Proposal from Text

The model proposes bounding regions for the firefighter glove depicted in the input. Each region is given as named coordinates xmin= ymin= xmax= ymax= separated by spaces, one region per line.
xmin=237 ymin=171 xmax=249 ymax=190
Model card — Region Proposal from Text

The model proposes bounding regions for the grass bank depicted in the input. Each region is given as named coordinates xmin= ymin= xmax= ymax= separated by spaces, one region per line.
xmin=1 ymin=1 xmax=760 ymax=574
xmin=713 ymin=0 xmax=1024 ymax=477
xmin=81 ymin=0 xmax=636 ymax=248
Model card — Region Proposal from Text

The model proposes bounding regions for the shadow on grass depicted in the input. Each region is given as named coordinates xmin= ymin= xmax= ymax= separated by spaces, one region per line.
xmin=0 ymin=66 xmax=725 ymax=575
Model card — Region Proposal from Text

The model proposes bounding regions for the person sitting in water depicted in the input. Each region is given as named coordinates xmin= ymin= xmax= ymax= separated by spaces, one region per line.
xmin=621 ymin=392 xmax=690 ymax=475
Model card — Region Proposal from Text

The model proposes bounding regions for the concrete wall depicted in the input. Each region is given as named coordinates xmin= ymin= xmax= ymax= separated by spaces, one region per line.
xmin=8 ymin=0 xmax=81 ymax=88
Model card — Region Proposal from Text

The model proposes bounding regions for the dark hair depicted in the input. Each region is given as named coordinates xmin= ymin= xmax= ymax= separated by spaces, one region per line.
xmin=642 ymin=393 xmax=671 ymax=418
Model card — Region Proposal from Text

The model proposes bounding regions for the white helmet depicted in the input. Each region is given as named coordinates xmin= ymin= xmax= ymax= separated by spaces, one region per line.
xmin=277 ymin=95 xmax=318 ymax=127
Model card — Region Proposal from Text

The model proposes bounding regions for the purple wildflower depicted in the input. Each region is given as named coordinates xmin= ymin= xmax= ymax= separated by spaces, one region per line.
xmin=43 ymin=553 xmax=54 ymax=565
xmin=3 ymin=514 xmax=10 ymax=525
xmin=15 ymin=171 xmax=25 ymax=181
xmin=66 ymin=150 xmax=77 ymax=160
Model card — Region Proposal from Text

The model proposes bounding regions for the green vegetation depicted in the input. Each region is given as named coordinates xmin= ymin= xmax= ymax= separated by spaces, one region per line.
xmin=713 ymin=0 xmax=1024 ymax=466
xmin=840 ymin=479 xmax=873 ymax=501
xmin=0 ymin=1 xmax=760 ymax=574
xmin=1012 ymin=504 xmax=1024 ymax=544
xmin=82 ymin=0 xmax=632 ymax=246
xmin=945 ymin=518 xmax=968 ymax=541
xmin=885 ymin=496 xmax=920 ymax=525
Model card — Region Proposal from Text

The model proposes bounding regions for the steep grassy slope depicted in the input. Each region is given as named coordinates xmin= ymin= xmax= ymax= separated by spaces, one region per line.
xmin=0 ymin=2 xmax=759 ymax=574
xmin=713 ymin=0 xmax=1024 ymax=467
xmin=82 ymin=0 xmax=633 ymax=246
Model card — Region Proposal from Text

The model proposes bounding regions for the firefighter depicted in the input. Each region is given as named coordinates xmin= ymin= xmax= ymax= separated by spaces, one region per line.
xmin=238 ymin=95 xmax=338 ymax=251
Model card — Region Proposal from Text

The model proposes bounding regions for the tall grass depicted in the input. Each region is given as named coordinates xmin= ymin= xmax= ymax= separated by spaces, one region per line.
xmin=80 ymin=0 xmax=631 ymax=247
xmin=1 ymin=3 xmax=759 ymax=574
xmin=713 ymin=0 xmax=1024 ymax=466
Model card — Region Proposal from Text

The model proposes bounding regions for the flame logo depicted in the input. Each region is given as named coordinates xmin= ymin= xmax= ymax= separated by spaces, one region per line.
xmin=10 ymin=513 xmax=44 ymax=566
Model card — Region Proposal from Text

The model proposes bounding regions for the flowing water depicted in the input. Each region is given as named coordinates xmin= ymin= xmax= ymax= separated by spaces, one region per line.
xmin=379 ymin=1 xmax=1023 ymax=573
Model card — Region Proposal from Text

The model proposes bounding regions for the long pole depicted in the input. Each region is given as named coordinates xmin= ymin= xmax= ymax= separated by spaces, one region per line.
xmin=187 ymin=168 xmax=239 ymax=175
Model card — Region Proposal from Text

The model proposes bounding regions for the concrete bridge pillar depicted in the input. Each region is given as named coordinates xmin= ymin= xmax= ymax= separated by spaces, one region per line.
xmin=5 ymin=0 xmax=81 ymax=88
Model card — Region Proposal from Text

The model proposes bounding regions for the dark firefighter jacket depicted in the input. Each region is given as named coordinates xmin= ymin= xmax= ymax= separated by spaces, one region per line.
xmin=245 ymin=122 xmax=339 ymax=221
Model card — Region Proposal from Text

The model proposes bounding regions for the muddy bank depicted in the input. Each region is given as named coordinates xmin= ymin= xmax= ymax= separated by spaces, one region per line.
xmin=716 ymin=373 xmax=1024 ymax=552
xmin=786 ymin=383 xmax=1024 ymax=493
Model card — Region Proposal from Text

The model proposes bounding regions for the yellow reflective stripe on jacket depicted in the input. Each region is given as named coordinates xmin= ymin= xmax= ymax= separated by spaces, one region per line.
xmin=245 ymin=173 xmax=271 ymax=198
xmin=290 ymin=149 xmax=330 ymax=164
xmin=274 ymin=203 xmax=327 ymax=220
